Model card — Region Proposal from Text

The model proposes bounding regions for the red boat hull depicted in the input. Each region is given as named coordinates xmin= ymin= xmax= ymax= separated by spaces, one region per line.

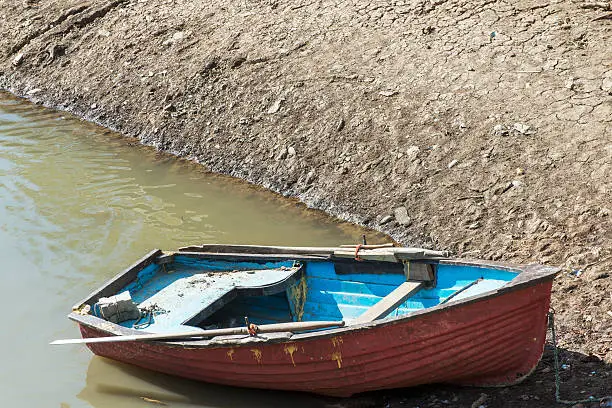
xmin=79 ymin=281 xmax=552 ymax=397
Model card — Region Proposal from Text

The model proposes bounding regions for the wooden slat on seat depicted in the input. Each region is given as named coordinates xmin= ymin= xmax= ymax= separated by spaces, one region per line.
xmin=352 ymin=281 xmax=424 ymax=324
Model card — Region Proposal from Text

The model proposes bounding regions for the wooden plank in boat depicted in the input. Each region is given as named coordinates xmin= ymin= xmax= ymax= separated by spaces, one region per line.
xmin=137 ymin=265 xmax=304 ymax=331
xmin=352 ymin=281 xmax=424 ymax=324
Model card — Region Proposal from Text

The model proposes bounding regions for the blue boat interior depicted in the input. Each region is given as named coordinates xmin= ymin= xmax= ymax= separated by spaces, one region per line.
xmin=105 ymin=255 xmax=519 ymax=333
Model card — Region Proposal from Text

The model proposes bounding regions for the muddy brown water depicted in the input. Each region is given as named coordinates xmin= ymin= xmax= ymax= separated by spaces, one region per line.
xmin=0 ymin=92 xmax=384 ymax=408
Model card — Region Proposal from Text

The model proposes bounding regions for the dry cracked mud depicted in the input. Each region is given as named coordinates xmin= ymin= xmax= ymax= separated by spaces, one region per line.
xmin=1 ymin=0 xmax=610 ymax=406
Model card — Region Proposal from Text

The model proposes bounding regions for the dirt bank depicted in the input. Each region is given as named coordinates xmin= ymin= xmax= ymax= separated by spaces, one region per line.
xmin=1 ymin=0 xmax=610 ymax=405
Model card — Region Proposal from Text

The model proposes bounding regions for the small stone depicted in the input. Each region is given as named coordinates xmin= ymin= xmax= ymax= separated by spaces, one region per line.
xmin=97 ymin=29 xmax=111 ymax=37
xmin=448 ymin=159 xmax=459 ymax=169
xmin=512 ymin=179 xmax=524 ymax=188
xmin=565 ymin=77 xmax=575 ymax=90
xmin=90 ymin=103 xmax=97 ymax=109
xmin=379 ymin=215 xmax=393 ymax=225
xmin=27 ymin=88 xmax=41 ymax=95
xmin=394 ymin=207 xmax=410 ymax=226
xmin=163 ymin=103 xmax=176 ymax=112
xmin=602 ymin=77 xmax=612 ymax=93
xmin=405 ymin=145 xmax=420 ymax=161
xmin=516 ymin=167 xmax=525 ymax=175
xmin=305 ymin=170 xmax=316 ymax=184
xmin=492 ymin=124 xmax=508 ymax=136
xmin=336 ymin=118 xmax=345 ymax=132
xmin=275 ymin=147 xmax=288 ymax=160
xmin=379 ymin=90 xmax=398 ymax=97
xmin=267 ymin=98 xmax=283 ymax=114
xmin=513 ymin=123 xmax=532 ymax=135
xmin=12 ymin=53 xmax=24 ymax=66
xmin=470 ymin=393 xmax=488 ymax=408
xmin=287 ymin=146 xmax=296 ymax=156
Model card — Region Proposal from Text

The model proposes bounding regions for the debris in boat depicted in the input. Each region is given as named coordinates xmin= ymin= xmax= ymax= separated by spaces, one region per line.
xmin=94 ymin=291 xmax=140 ymax=323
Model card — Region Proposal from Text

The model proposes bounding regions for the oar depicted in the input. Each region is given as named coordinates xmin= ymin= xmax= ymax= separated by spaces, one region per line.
xmin=51 ymin=320 xmax=345 ymax=345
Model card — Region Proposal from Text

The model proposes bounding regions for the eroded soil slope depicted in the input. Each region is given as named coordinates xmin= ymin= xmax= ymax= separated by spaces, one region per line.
xmin=1 ymin=0 xmax=610 ymax=405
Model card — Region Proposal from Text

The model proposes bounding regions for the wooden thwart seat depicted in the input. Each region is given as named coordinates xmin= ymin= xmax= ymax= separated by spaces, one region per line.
xmin=353 ymin=281 xmax=424 ymax=324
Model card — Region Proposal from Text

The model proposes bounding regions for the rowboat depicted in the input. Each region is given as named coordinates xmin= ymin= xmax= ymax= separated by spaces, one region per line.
xmin=59 ymin=244 xmax=559 ymax=397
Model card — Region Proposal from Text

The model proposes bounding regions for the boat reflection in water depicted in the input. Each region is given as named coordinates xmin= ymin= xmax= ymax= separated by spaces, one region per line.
xmin=79 ymin=356 xmax=326 ymax=408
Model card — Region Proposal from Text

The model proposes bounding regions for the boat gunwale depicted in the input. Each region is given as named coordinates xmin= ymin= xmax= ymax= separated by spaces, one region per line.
xmin=69 ymin=248 xmax=559 ymax=348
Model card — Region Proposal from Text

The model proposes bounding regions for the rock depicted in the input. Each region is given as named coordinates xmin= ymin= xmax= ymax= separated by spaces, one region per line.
xmin=470 ymin=393 xmax=488 ymax=408
xmin=305 ymin=170 xmax=316 ymax=184
xmin=448 ymin=159 xmax=458 ymax=169
xmin=406 ymin=145 xmax=420 ymax=161
xmin=275 ymin=147 xmax=288 ymax=160
xmin=97 ymin=29 xmax=111 ymax=37
xmin=336 ymin=118 xmax=345 ymax=132
xmin=492 ymin=124 xmax=508 ymax=136
xmin=512 ymin=123 xmax=532 ymax=135
xmin=164 ymin=31 xmax=185 ymax=45
xmin=27 ymin=88 xmax=41 ymax=95
xmin=287 ymin=146 xmax=296 ymax=156
xmin=511 ymin=179 xmax=524 ymax=188
xmin=379 ymin=215 xmax=393 ymax=225
xmin=379 ymin=90 xmax=398 ymax=97
xmin=267 ymin=98 xmax=283 ymax=114
xmin=602 ymin=77 xmax=612 ymax=93
xmin=91 ymin=103 xmax=98 ymax=109
xmin=12 ymin=53 xmax=24 ymax=66
xmin=163 ymin=103 xmax=176 ymax=112
xmin=394 ymin=207 xmax=410 ymax=226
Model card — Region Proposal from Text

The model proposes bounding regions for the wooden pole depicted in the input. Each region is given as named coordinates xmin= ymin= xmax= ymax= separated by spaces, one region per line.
xmin=51 ymin=320 xmax=345 ymax=345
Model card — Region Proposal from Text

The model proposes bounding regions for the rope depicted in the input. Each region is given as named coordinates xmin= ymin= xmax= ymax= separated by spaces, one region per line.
xmin=133 ymin=304 xmax=166 ymax=329
xmin=548 ymin=311 xmax=611 ymax=405
xmin=354 ymin=244 xmax=363 ymax=261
